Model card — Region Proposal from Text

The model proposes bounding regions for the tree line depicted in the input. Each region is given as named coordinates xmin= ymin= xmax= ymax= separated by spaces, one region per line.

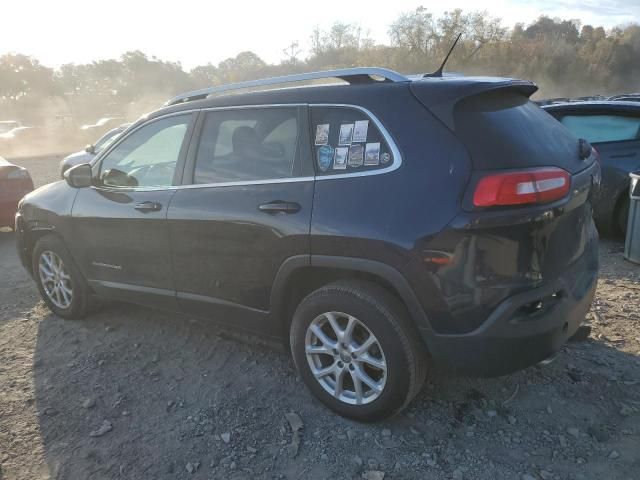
xmin=1 ymin=8 xmax=639 ymax=125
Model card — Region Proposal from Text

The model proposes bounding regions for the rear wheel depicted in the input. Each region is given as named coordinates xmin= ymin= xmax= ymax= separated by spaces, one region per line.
xmin=32 ymin=234 xmax=91 ymax=319
xmin=290 ymin=280 xmax=428 ymax=422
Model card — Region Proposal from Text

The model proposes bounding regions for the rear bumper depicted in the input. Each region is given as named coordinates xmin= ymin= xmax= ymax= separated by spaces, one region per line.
xmin=424 ymin=231 xmax=598 ymax=377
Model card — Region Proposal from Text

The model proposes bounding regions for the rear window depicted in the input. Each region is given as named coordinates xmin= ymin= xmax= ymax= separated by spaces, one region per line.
xmin=560 ymin=115 xmax=640 ymax=143
xmin=454 ymin=91 xmax=584 ymax=173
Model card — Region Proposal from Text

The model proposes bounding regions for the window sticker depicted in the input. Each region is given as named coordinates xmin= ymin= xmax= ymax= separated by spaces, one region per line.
xmin=315 ymin=124 xmax=330 ymax=145
xmin=333 ymin=147 xmax=348 ymax=169
xmin=352 ymin=120 xmax=369 ymax=143
xmin=348 ymin=144 xmax=364 ymax=167
xmin=364 ymin=142 xmax=380 ymax=166
xmin=338 ymin=123 xmax=354 ymax=145
xmin=380 ymin=152 xmax=391 ymax=165
xmin=317 ymin=145 xmax=334 ymax=172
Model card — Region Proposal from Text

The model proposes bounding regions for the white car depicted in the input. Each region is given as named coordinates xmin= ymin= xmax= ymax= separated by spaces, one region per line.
xmin=60 ymin=124 xmax=130 ymax=177
xmin=0 ymin=120 xmax=21 ymax=135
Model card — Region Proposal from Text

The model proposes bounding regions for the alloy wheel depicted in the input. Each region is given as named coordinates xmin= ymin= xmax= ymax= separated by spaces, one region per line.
xmin=305 ymin=311 xmax=387 ymax=405
xmin=38 ymin=250 xmax=73 ymax=309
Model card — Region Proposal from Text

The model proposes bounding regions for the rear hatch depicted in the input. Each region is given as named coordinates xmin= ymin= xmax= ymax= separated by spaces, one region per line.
xmin=411 ymin=78 xmax=600 ymax=331
xmin=452 ymin=90 xmax=596 ymax=174
xmin=411 ymin=77 xmax=596 ymax=175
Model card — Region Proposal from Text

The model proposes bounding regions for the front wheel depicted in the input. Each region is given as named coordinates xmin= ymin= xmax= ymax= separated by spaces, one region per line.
xmin=32 ymin=234 xmax=91 ymax=319
xmin=290 ymin=280 xmax=428 ymax=422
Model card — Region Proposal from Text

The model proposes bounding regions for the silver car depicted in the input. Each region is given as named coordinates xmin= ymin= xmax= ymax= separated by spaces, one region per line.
xmin=60 ymin=124 xmax=130 ymax=177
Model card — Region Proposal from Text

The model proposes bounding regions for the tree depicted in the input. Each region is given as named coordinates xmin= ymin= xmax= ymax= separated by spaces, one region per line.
xmin=2 ymin=10 xmax=640 ymax=128
xmin=282 ymin=41 xmax=302 ymax=66
xmin=0 ymin=54 xmax=54 ymax=101
xmin=216 ymin=51 xmax=267 ymax=83
xmin=190 ymin=64 xmax=220 ymax=88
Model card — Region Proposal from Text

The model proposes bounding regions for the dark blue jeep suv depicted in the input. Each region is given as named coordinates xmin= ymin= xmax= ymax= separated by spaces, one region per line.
xmin=16 ymin=68 xmax=600 ymax=421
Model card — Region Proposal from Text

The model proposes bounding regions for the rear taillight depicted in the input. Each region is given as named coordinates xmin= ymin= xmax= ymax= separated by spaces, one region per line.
xmin=7 ymin=168 xmax=30 ymax=180
xmin=473 ymin=167 xmax=571 ymax=207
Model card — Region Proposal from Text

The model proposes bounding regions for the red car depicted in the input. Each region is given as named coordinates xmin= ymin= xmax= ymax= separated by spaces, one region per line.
xmin=0 ymin=156 xmax=34 ymax=229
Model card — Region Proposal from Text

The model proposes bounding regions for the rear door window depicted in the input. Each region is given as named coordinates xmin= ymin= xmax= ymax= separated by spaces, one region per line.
xmin=193 ymin=107 xmax=303 ymax=184
xmin=310 ymin=106 xmax=394 ymax=175
xmin=559 ymin=115 xmax=640 ymax=144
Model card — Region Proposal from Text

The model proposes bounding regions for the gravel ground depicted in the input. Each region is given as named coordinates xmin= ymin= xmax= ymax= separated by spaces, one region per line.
xmin=1 ymin=157 xmax=639 ymax=480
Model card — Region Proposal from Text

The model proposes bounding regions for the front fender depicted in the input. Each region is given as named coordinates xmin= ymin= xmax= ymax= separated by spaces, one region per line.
xmin=17 ymin=181 xmax=79 ymax=274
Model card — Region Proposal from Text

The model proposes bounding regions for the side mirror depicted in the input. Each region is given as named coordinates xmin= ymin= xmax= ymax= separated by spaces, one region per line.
xmin=85 ymin=144 xmax=96 ymax=154
xmin=64 ymin=163 xmax=93 ymax=188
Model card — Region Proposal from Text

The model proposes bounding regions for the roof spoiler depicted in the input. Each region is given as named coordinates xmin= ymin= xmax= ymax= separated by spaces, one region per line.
xmin=410 ymin=78 xmax=538 ymax=130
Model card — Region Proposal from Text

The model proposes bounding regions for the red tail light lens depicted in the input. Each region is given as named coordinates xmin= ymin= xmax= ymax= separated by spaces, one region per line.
xmin=473 ymin=167 xmax=571 ymax=207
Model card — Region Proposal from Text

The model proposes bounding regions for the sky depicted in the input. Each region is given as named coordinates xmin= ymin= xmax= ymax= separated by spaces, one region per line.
xmin=2 ymin=0 xmax=639 ymax=69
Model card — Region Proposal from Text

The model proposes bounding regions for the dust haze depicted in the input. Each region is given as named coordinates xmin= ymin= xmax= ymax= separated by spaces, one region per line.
xmin=1 ymin=9 xmax=639 ymax=159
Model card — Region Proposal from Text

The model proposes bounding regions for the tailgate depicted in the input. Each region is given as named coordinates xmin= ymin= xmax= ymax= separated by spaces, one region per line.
xmin=411 ymin=77 xmax=596 ymax=175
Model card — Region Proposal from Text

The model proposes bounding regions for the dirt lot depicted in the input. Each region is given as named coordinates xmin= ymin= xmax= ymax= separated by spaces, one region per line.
xmin=1 ymin=157 xmax=639 ymax=480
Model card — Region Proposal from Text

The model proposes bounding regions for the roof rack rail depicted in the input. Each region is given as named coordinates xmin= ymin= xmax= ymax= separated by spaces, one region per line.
xmin=165 ymin=67 xmax=409 ymax=106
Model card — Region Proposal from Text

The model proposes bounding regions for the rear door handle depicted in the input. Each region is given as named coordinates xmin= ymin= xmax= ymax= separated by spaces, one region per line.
xmin=258 ymin=201 xmax=301 ymax=214
xmin=134 ymin=201 xmax=162 ymax=213
xmin=611 ymin=153 xmax=637 ymax=159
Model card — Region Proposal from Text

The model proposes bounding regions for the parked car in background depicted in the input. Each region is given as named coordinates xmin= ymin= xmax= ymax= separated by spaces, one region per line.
xmin=608 ymin=94 xmax=640 ymax=103
xmin=80 ymin=116 xmax=125 ymax=137
xmin=0 ymin=156 xmax=34 ymax=229
xmin=17 ymin=68 xmax=600 ymax=421
xmin=0 ymin=126 xmax=40 ymax=142
xmin=0 ymin=120 xmax=22 ymax=134
xmin=0 ymin=126 xmax=44 ymax=157
xmin=543 ymin=101 xmax=640 ymax=236
xmin=60 ymin=124 xmax=131 ymax=177
xmin=537 ymin=95 xmax=606 ymax=106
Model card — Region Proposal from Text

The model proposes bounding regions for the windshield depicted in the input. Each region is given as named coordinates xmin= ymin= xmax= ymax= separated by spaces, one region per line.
xmin=94 ymin=129 xmax=124 ymax=152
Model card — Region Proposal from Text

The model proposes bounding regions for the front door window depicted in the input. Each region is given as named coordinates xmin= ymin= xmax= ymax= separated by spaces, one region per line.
xmin=98 ymin=115 xmax=191 ymax=188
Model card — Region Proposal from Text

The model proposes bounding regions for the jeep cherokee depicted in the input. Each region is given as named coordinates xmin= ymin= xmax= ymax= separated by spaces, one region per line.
xmin=16 ymin=68 xmax=600 ymax=421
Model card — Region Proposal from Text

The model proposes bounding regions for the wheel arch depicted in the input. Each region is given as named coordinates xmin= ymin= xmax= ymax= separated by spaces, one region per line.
xmin=270 ymin=255 xmax=433 ymax=346
xmin=17 ymin=218 xmax=59 ymax=276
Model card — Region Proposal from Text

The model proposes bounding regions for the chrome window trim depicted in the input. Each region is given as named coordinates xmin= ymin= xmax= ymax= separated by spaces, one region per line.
xmin=89 ymin=176 xmax=316 ymax=193
xmin=90 ymin=103 xmax=402 ymax=192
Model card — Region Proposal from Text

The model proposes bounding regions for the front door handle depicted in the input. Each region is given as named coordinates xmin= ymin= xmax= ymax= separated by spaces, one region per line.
xmin=134 ymin=201 xmax=162 ymax=213
xmin=258 ymin=201 xmax=301 ymax=214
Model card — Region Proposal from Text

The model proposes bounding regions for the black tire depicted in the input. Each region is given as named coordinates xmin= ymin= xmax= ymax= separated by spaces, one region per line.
xmin=290 ymin=279 xmax=428 ymax=422
xmin=32 ymin=234 xmax=92 ymax=319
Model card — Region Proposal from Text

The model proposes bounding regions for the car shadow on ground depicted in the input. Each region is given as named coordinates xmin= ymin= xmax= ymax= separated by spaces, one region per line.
xmin=29 ymin=287 xmax=640 ymax=478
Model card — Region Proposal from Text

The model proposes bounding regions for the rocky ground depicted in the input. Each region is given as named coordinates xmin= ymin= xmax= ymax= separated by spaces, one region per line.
xmin=0 ymin=157 xmax=639 ymax=480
